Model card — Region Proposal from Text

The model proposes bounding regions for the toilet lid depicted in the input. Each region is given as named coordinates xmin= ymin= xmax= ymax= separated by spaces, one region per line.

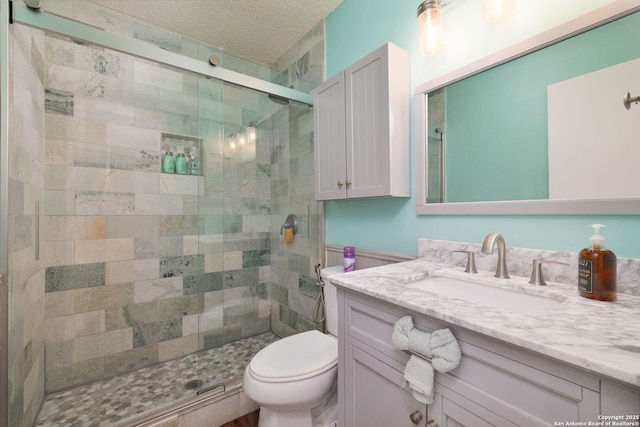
xmin=249 ymin=330 xmax=338 ymax=383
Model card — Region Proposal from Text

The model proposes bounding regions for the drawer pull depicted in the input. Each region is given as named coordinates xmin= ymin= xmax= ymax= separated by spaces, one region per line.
xmin=409 ymin=410 xmax=422 ymax=424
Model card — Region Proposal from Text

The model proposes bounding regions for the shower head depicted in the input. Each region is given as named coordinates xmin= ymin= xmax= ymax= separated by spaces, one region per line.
xmin=268 ymin=94 xmax=290 ymax=105
xmin=24 ymin=0 xmax=42 ymax=8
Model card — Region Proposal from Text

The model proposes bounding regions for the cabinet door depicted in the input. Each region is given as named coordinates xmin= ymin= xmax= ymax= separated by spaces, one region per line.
xmin=345 ymin=44 xmax=410 ymax=199
xmin=431 ymin=386 xmax=517 ymax=427
xmin=344 ymin=47 xmax=389 ymax=199
xmin=343 ymin=342 xmax=425 ymax=427
xmin=313 ymin=72 xmax=347 ymax=200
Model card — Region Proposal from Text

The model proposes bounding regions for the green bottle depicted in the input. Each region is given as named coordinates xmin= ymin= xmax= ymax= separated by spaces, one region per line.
xmin=176 ymin=153 xmax=187 ymax=174
xmin=162 ymin=151 xmax=175 ymax=173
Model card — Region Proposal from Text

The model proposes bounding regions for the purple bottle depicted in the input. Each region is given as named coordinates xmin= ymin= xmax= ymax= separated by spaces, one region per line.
xmin=343 ymin=246 xmax=355 ymax=272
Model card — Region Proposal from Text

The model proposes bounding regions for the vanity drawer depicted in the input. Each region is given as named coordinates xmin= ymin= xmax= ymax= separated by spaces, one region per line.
xmin=343 ymin=292 xmax=411 ymax=364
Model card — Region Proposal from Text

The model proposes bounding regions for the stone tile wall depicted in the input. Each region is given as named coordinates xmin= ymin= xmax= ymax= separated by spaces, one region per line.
xmin=273 ymin=21 xmax=326 ymax=88
xmin=6 ymin=0 xmax=325 ymax=418
xmin=265 ymin=106 xmax=323 ymax=338
xmin=8 ymin=22 xmax=47 ymax=427
xmin=41 ymin=31 xmax=277 ymax=392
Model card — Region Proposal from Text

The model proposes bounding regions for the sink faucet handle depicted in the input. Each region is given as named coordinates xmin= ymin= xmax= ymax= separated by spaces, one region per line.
xmin=453 ymin=250 xmax=478 ymax=274
xmin=529 ymin=259 xmax=569 ymax=286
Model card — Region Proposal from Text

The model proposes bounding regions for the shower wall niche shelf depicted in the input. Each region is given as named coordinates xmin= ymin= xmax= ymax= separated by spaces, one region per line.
xmin=312 ymin=43 xmax=410 ymax=200
xmin=161 ymin=133 xmax=202 ymax=175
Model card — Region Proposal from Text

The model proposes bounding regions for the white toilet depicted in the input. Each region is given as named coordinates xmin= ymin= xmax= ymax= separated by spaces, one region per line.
xmin=243 ymin=266 xmax=343 ymax=427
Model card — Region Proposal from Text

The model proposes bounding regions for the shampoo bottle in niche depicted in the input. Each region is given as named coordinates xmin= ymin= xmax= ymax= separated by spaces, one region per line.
xmin=578 ymin=224 xmax=616 ymax=301
xmin=162 ymin=151 xmax=175 ymax=173
xmin=343 ymin=246 xmax=355 ymax=272
xmin=176 ymin=153 xmax=187 ymax=174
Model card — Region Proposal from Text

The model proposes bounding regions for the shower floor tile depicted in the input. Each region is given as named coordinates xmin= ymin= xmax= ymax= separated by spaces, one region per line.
xmin=35 ymin=332 xmax=279 ymax=427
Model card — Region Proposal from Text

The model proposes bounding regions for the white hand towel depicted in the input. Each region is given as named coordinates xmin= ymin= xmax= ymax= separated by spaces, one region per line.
xmin=403 ymin=355 xmax=435 ymax=405
xmin=393 ymin=316 xmax=432 ymax=357
xmin=408 ymin=328 xmax=432 ymax=357
xmin=392 ymin=315 xmax=413 ymax=350
xmin=429 ymin=328 xmax=461 ymax=373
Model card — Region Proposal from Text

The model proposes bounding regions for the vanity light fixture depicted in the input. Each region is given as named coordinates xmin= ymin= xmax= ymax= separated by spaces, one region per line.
xmin=228 ymin=133 xmax=237 ymax=151
xmin=228 ymin=126 xmax=257 ymax=152
xmin=417 ymin=0 xmax=446 ymax=57
xmin=238 ymin=128 xmax=247 ymax=146
xmin=418 ymin=0 xmax=512 ymax=57
xmin=247 ymin=125 xmax=256 ymax=143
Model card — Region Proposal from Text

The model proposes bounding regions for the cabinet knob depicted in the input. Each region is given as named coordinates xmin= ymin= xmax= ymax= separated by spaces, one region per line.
xmin=345 ymin=179 xmax=351 ymax=187
xmin=425 ymin=420 xmax=438 ymax=427
xmin=337 ymin=180 xmax=344 ymax=188
xmin=409 ymin=410 xmax=422 ymax=424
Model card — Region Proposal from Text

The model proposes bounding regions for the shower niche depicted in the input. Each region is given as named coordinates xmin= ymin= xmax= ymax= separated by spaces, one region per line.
xmin=161 ymin=133 xmax=203 ymax=175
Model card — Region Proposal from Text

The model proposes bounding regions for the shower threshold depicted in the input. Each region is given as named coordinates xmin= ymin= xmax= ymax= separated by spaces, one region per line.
xmin=34 ymin=332 xmax=278 ymax=427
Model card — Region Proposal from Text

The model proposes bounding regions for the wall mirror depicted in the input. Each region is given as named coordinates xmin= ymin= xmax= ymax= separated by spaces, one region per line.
xmin=415 ymin=2 xmax=640 ymax=215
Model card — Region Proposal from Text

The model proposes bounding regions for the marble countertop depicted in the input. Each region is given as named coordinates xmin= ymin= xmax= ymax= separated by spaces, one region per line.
xmin=329 ymin=259 xmax=640 ymax=388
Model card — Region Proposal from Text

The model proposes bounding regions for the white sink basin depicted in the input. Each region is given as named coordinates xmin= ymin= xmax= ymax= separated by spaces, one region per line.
xmin=408 ymin=275 xmax=564 ymax=315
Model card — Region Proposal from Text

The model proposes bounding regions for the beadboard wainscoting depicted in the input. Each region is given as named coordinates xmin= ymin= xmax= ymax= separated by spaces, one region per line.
xmin=325 ymin=245 xmax=415 ymax=271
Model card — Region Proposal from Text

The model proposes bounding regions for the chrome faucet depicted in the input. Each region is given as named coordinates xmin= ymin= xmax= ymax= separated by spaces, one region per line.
xmin=481 ymin=233 xmax=510 ymax=279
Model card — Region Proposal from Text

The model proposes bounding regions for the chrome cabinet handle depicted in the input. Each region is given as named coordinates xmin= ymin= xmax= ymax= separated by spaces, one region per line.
xmin=345 ymin=179 xmax=351 ymax=187
xmin=409 ymin=410 xmax=422 ymax=424
xmin=337 ymin=180 xmax=344 ymax=188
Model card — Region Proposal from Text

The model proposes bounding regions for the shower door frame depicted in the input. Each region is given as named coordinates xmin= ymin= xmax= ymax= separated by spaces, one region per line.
xmin=10 ymin=3 xmax=313 ymax=106
xmin=0 ymin=1 xmax=10 ymax=425
xmin=0 ymin=3 xmax=314 ymax=426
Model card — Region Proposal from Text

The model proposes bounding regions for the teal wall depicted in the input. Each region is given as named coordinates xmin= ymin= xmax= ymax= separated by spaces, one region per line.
xmin=324 ymin=0 xmax=640 ymax=258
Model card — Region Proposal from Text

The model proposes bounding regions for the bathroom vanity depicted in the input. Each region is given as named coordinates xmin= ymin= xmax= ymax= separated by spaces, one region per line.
xmin=332 ymin=257 xmax=640 ymax=426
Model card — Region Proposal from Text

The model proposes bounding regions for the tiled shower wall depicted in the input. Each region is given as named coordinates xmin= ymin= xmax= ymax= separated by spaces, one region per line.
xmin=8 ymin=23 xmax=47 ymax=427
xmin=39 ymin=0 xmax=326 ymax=392
xmin=6 ymin=1 xmax=325 ymax=426
xmin=41 ymin=32 xmax=273 ymax=393
xmin=267 ymin=106 xmax=322 ymax=337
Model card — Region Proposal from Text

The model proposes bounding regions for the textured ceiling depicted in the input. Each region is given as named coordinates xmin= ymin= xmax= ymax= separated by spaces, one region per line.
xmin=84 ymin=0 xmax=343 ymax=65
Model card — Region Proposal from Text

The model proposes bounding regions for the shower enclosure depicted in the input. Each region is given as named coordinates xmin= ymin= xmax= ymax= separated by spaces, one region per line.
xmin=1 ymin=2 xmax=322 ymax=426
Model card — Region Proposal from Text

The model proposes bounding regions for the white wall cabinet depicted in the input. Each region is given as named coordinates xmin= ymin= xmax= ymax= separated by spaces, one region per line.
xmin=337 ymin=289 xmax=640 ymax=427
xmin=312 ymin=43 xmax=410 ymax=200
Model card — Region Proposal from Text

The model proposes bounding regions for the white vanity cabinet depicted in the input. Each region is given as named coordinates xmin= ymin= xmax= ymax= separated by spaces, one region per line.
xmin=312 ymin=43 xmax=410 ymax=201
xmin=337 ymin=289 xmax=640 ymax=427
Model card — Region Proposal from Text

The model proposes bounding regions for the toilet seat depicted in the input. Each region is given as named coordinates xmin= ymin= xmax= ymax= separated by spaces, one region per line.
xmin=248 ymin=330 xmax=337 ymax=383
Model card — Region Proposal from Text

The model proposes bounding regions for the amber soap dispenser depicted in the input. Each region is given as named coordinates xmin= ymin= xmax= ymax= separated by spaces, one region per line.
xmin=578 ymin=224 xmax=617 ymax=301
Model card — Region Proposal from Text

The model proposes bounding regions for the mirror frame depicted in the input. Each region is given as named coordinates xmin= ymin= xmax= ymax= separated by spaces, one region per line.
xmin=415 ymin=1 xmax=640 ymax=215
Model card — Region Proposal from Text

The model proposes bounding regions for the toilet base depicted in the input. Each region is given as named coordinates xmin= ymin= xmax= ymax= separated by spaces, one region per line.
xmin=258 ymin=407 xmax=313 ymax=427
xmin=256 ymin=382 xmax=337 ymax=427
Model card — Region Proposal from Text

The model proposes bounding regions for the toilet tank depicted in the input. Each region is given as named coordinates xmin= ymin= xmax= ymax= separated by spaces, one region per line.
xmin=321 ymin=266 xmax=345 ymax=337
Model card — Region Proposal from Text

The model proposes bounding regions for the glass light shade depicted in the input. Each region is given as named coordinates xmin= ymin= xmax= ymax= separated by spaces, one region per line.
xmin=247 ymin=126 xmax=256 ymax=143
xmin=228 ymin=134 xmax=237 ymax=150
xmin=482 ymin=0 xmax=514 ymax=23
xmin=418 ymin=1 xmax=444 ymax=57
xmin=238 ymin=130 xmax=247 ymax=146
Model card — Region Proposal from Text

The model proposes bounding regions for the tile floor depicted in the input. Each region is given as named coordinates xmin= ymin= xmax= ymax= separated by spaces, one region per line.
xmin=34 ymin=333 xmax=278 ymax=427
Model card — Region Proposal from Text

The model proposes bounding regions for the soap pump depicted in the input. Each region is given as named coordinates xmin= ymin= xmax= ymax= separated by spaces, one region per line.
xmin=578 ymin=224 xmax=616 ymax=301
